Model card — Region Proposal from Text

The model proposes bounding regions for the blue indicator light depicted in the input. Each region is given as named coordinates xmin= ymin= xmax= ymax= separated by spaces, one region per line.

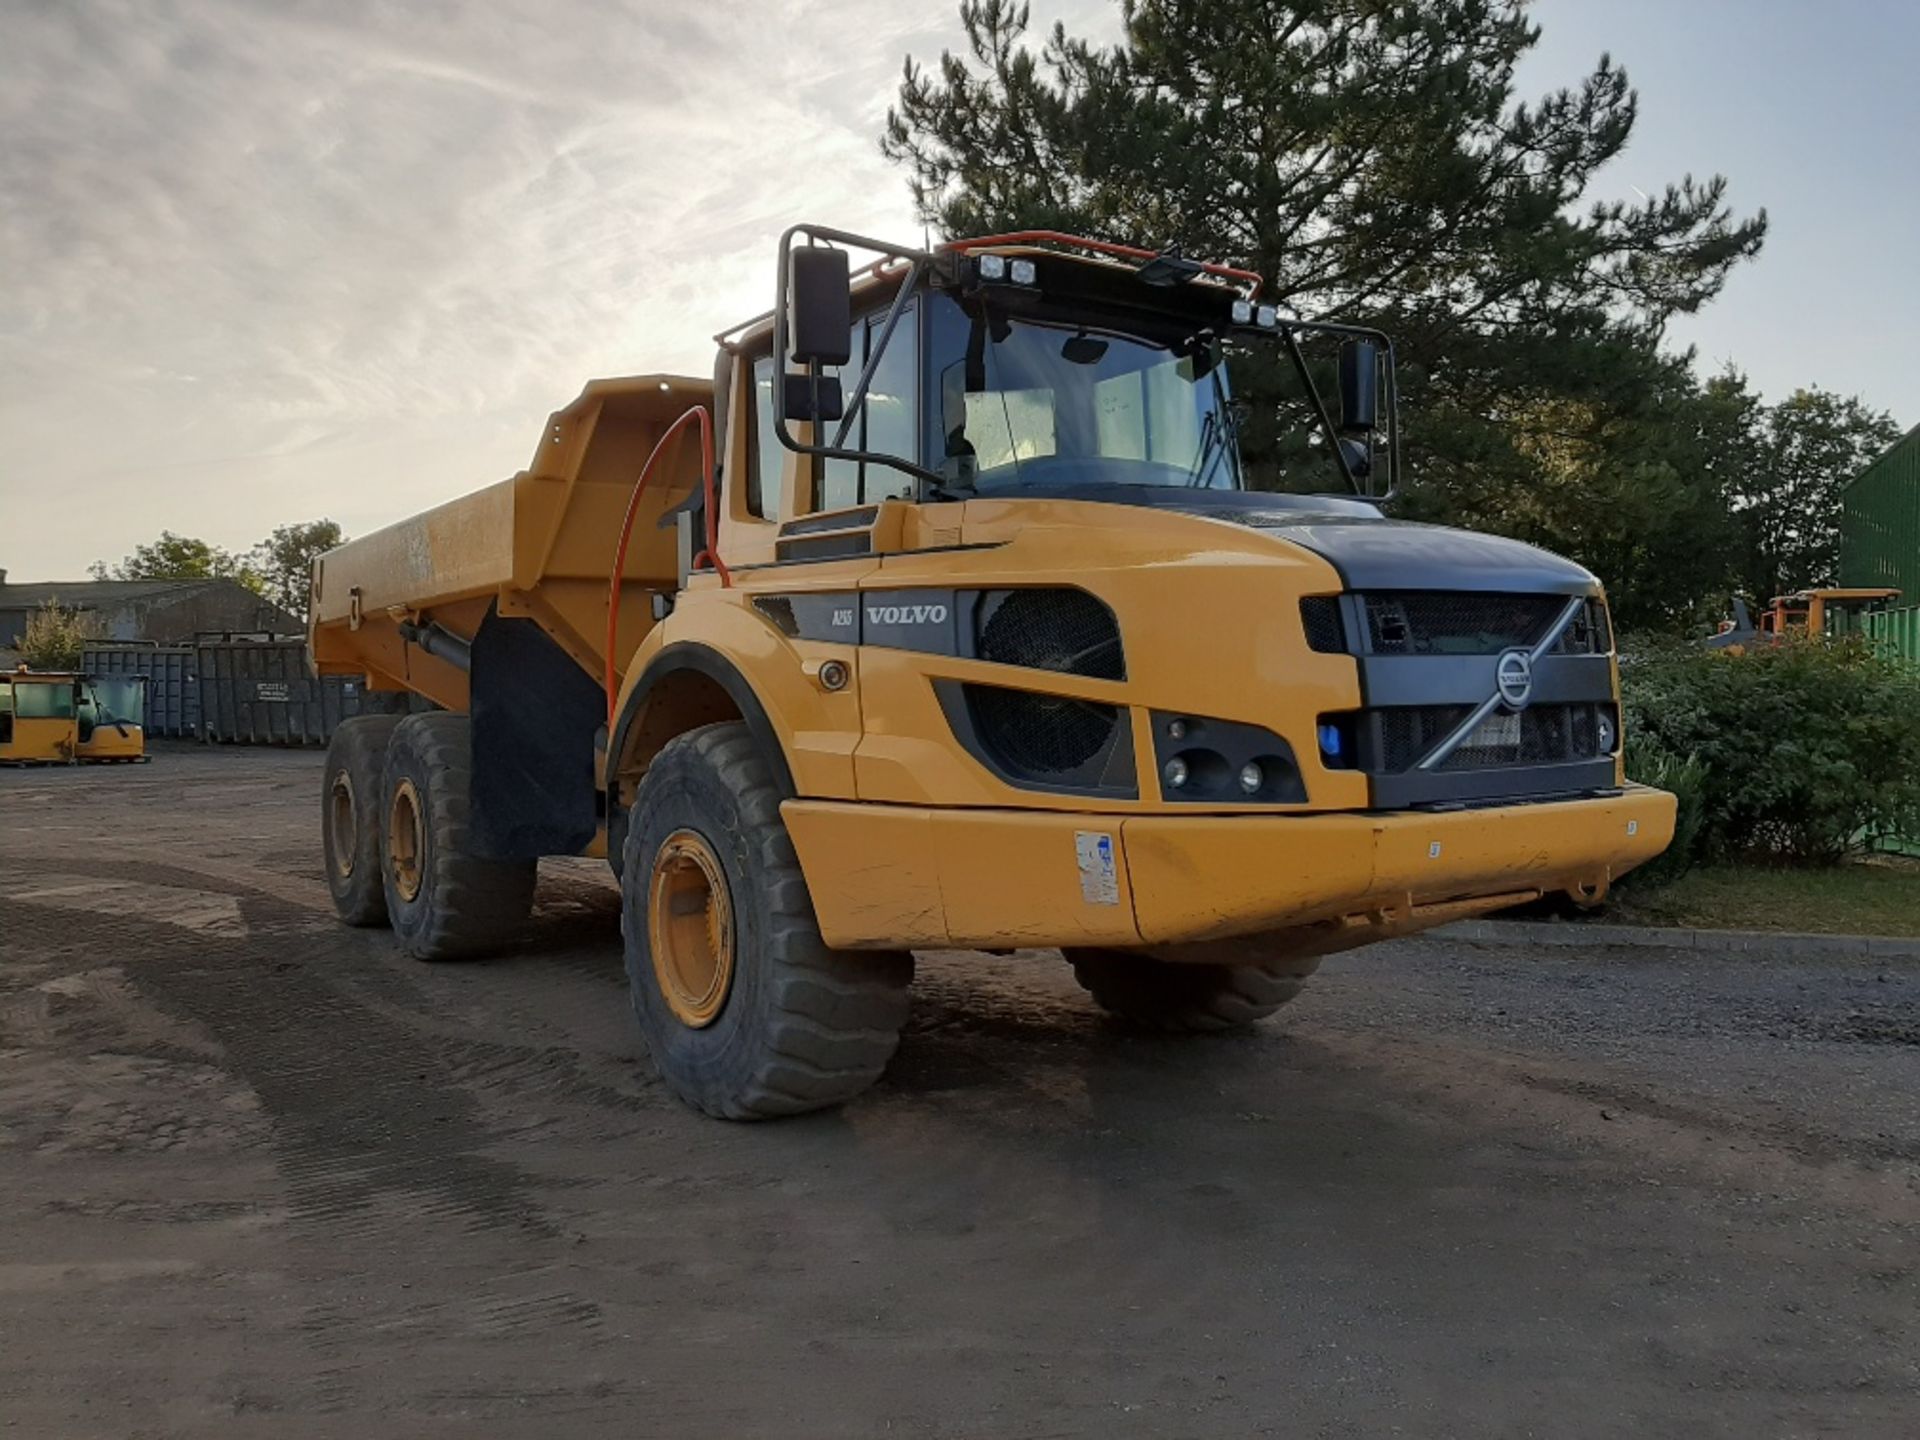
xmin=1318 ymin=723 xmax=1343 ymax=757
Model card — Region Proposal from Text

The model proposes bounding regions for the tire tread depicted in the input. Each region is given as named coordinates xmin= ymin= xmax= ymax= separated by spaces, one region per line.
xmin=384 ymin=712 xmax=536 ymax=960
xmin=624 ymin=722 xmax=911 ymax=1119
xmin=322 ymin=714 xmax=402 ymax=927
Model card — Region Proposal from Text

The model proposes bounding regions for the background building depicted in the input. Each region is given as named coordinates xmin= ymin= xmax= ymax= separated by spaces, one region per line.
xmin=0 ymin=572 xmax=302 ymax=652
xmin=1842 ymin=425 xmax=1920 ymax=596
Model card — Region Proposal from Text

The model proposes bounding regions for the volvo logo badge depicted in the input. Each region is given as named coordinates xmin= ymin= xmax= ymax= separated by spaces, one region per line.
xmin=1495 ymin=649 xmax=1534 ymax=710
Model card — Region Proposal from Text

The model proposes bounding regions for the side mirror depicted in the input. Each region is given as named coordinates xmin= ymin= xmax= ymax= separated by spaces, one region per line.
xmin=788 ymin=247 xmax=852 ymax=367
xmin=783 ymin=372 xmax=844 ymax=423
xmin=1338 ymin=339 xmax=1378 ymax=433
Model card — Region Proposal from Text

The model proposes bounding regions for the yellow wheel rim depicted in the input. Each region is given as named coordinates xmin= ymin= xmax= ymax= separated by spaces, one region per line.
xmin=648 ymin=829 xmax=735 ymax=1028
xmin=328 ymin=772 xmax=358 ymax=881
xmin=388 ymin=777 xmax=425 ymax=903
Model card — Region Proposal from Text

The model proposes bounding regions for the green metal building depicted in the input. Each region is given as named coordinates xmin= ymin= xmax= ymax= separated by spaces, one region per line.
xmin=1842 ymin=423 xmax=1920 ymax=592
xmin=1841 ymin=423 xmax=1920 ymax=662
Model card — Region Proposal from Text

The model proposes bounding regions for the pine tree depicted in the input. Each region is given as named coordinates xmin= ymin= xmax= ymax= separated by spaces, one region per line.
xmin=883 ymin=0 xmax=1771 ymax=622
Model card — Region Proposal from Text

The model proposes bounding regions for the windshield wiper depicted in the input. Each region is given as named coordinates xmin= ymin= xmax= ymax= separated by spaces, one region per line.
xmin=1177 ymin=358 xmax=1243 ymax=489
xmin=1186 ymin=397 xmax=1247 ymax=489
xmin=1181 ymin=410 xmax=1223 ymax=488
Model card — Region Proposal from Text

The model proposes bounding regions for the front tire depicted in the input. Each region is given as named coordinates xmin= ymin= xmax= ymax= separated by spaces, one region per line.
xmin=622 ymin=722 xmax=912 ymax=1120
xmin=322 ymin=714 xmax=401 ymax=926
xmin=1066 ymin=948 xmax=1318 ymax=1032
xmin=380 ymin=712 xmax=536 ymax=960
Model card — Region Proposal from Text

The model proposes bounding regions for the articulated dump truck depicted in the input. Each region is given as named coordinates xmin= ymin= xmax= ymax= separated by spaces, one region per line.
xmin=311 ymin=223 xmax=1676 ymax=1119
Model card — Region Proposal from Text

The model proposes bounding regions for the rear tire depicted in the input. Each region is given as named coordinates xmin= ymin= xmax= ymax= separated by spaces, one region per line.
xmin=380 ymin=712 xmax=537 ymax=960
xmin=622 ymin=722 xmax=912 ymax=1119
xmin=322 ymin=714 xmax=401 ymax=926
xmin=1066 ymin=948 xmax=1318 ymax=1032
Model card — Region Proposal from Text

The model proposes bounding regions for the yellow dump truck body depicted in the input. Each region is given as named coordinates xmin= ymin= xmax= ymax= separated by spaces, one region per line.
xmin=311 ymin=374 xmax=713 ymax=712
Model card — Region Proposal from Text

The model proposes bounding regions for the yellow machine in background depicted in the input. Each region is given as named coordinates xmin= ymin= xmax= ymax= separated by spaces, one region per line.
xmin=1760 ymin=587 xmax=1901 ymax=638
xmin=1 ymin=670 xmax=80 ymax=764
xmin=0 ymin=670 xmax=148 ymax=764
xmin=311 ymin=223 xmax=1675 ymax=1121
xmin=1706 ymin=587 xmax=1902 ymax=652
xmin=75 ymin=674 xmax=149 ymax=762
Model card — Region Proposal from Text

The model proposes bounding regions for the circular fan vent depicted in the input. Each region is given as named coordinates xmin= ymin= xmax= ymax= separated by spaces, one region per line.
xmin=977 ymin=589 xmax=1124 ymax=680
xmin=965 ymin=685 xmax=1119 ymax=777
xmin=968 ymin=590 xmax=1124 ymax=780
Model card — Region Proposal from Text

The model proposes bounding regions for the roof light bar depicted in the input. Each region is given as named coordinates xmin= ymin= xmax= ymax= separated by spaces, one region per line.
xmin=943 ymin=230 xmax=1264 ymax=297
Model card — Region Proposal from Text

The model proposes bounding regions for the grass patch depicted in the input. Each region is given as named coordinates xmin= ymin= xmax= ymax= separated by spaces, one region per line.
xmin=1609 ymin=857 xmax=1920 ymax=938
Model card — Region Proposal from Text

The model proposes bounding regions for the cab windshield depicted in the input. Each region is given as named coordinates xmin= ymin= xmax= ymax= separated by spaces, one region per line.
xmin=925 ymin=292 xmax=1241 ymax=495
xmin=85 ymin=676 xmax=145 ymax=726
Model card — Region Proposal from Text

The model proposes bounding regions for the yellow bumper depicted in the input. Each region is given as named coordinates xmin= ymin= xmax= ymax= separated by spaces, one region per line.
xmin=782 ymin=785 xmax=1677 ymax=954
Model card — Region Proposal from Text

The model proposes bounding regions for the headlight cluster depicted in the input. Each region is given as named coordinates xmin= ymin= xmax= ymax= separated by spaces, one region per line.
xmin=1152 ymin=711 xmax=1306 ymax=804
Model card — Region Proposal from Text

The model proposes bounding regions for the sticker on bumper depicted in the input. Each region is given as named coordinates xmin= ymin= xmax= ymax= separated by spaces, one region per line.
xmin=1074 ymin=831 xmax=1120 ymax=906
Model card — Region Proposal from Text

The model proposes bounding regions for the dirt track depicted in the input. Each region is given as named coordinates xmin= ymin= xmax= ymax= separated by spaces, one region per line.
xmin=2 ymin=743 xmax=1916 ymax=1438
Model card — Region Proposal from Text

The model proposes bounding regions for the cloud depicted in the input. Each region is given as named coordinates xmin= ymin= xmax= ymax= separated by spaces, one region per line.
xmin=0 ymin=0 xmax=1115 ymax=573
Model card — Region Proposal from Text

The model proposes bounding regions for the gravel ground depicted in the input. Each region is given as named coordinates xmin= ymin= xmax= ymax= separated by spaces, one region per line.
xmin=1 ymin=743 xmax=1916 ymax=1438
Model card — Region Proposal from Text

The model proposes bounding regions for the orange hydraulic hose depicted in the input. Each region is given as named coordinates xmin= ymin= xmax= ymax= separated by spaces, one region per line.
xmin=605 ymin=404 xmax=729 ymax=728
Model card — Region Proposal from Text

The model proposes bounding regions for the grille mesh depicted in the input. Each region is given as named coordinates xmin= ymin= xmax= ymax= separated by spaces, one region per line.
xmin=964 ymin=684 xmax=1118 ymax=777
xmin=1300 ymin=597 xmax=1345 ymax=653
xmin=752 ymin=596 xmax=799 ymax=637
xmin=1373 ymin=702 xmax=1616 ymax=773
xmin=977 ymin=589 xmax=1125 ymax=680
xmin=1377 ymin=706 xmax=1474 ymax=773
xmin=1436 ymin=703 xmax=1615 ymax=771
xmin=1364 ymin=593 xmax=1571 ymax=656
xmin=1554 ymin=599 xmax=1613 ymax=656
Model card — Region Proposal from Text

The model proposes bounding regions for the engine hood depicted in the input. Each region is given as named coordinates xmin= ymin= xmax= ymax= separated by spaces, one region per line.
xmin=1022 ymin=484 xmax=1599 ymax=595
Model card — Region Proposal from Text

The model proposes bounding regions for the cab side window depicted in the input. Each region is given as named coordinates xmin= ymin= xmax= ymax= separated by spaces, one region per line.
xmin=819 ymin=304 xmax=919 ymax=511
xmin=748 ymin=302 xmax=919 ymax=517
xmin=750 ymin=354 xmax=777 ymax=519
xmin=859 ymin=304 xmax=919 ymax=500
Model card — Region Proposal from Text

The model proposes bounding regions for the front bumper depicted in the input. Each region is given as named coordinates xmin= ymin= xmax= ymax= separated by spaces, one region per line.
xmin=782 ymin=785 xmax=1677 ymax=955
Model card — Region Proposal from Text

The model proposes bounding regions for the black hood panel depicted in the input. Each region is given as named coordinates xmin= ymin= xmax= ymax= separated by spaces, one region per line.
xmin=1034 ymin=485 xmax=1598 ymax=595
xmin=1270 ymin=516 xmax=1598 ymax=594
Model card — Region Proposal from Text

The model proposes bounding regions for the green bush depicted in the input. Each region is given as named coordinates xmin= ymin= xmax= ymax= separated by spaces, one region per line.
xmin=20 ymin=599 xmax=101 ymax=671
xmin=1620 ymin=737 xmax=1707 ymax=886
xmin=1620 ymin=637 xmax=1920 ymax=866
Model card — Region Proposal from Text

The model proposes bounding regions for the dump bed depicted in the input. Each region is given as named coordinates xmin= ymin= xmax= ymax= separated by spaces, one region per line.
xmin=310 ymin=374 xmax=711 ymax=710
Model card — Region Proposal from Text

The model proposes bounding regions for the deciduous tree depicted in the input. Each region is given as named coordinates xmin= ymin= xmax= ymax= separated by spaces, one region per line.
xmin=249 ymin=519 xmax=345 ymax=623
xmin=1732 ymin=388 xmax=1901 ymax=601
xmin=90 ymin=532 xmax=264 ymax=593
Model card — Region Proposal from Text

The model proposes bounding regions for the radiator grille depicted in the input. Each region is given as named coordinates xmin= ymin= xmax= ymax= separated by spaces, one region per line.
xmin=1438 ymin=703 xmax=1614 ymax=771
xmin=1363 ymin=593 xmax=1575 ymax=656
xmin=1369 ymin=702 xmax=1617 ymax=773
xmin=1300 ymin=597 xmax=1345 ymax=653
xmin=1554 ymin=598 xmax=1613 ymax=655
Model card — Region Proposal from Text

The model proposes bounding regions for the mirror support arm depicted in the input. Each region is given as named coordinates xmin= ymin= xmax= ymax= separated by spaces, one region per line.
xmin=1279 ymin=325 xmax=1362 ymax=495
xmin=830 ymin=258 xmax=925 ymax=449
xmin=771 ymin=222 xmax=943 ymax=488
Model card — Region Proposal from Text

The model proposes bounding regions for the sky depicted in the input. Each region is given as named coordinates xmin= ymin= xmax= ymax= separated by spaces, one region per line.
xmin=3 ymin=0 xmax=1915 ymax=582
